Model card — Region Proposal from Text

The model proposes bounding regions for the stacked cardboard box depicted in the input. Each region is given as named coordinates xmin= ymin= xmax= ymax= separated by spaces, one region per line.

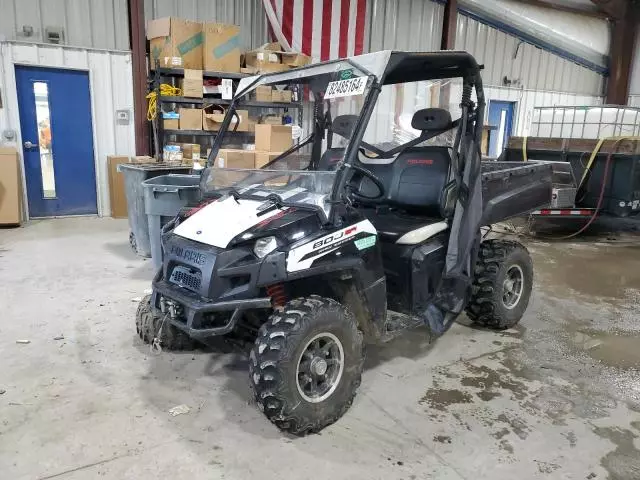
xmin=242 ymin=42 xmax=310 ymax=74
xmin=203 ymin=23 xmax=241 ymax=73
xmin=147 ymin=17 xmax=203 ymax=69
xmin=181 ymin=69 xmax=203 ymax=98
xmin=255 ymin=124 xmax=293 ymax=168
xmin=0 ymin=147 xmax=22 ymax=226
xmin=253 ymin=85 xmax=292 ymax=103
xmin=147 ymin=17 xmax=242 ymax=73
xmin=178 ymin=108 xmax=203 ymax=130
xmin=107 ymin=155 xmax=128 ymax=218
xmin=202 ymin=106 xmax=253 ymax=132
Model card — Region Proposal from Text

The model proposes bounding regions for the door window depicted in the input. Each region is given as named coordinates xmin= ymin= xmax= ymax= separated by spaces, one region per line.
xmin=33 ymin=81 xmax=56 ymax=199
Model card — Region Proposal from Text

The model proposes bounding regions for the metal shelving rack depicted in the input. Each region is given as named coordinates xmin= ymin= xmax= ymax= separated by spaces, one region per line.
xmin=150 ymin=66 xmax=303 ymax=162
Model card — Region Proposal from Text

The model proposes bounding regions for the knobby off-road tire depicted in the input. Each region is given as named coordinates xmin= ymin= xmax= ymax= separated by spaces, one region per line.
xmin=466 ymin=240 xmax=533 ymax=329
xmin=249 ymin=295 xmax=364 ymax=435
xmin=135 ymin=295 xmax=195 ymax=351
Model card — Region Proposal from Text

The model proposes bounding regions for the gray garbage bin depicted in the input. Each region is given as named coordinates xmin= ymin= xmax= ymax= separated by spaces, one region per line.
xmin=142 ymin=174 xmax=202 ymax=269
xmin=120 ymin=163 xmax=192 ymax=257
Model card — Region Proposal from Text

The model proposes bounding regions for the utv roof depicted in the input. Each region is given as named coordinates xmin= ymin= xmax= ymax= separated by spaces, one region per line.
xmin=382 ymin=51 xmax=481 ymax=84
xmin=237 ymin=50 xmax=481 ymax=94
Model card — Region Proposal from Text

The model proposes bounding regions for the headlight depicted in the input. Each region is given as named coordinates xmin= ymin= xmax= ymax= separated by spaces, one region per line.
xmin=253 ymin=236 xmax=278 ymax=258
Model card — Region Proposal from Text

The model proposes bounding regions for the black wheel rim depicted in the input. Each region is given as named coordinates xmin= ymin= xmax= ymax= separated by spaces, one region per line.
xmin=296 ymin=332 xmax=344 ymax=403
xmin=503 ymin=265 xmax=524 ymax=309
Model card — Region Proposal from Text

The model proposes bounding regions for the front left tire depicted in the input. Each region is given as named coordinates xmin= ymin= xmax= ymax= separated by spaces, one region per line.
xmin=249 ymin=295 xmax=364 ymax=435
xmin=135 ymin=295 xmax=195 ymax=351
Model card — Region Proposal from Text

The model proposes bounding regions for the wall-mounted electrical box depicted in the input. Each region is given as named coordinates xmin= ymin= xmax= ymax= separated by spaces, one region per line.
xmin=45 ymin=27 xmax=64 ymax=44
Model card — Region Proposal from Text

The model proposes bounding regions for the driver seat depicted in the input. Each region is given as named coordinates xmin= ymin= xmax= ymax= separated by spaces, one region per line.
xmin=356 ymin=109 xmax=455 ymax=244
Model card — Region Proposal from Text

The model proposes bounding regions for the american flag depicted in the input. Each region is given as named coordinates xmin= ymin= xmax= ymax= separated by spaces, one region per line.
xmin=262 ymin=0 xmax=367 ymax=62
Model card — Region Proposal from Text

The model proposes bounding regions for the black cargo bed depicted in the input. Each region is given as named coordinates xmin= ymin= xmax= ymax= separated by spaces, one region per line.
xmin=480 ymin=161 xmax=553 ymax=225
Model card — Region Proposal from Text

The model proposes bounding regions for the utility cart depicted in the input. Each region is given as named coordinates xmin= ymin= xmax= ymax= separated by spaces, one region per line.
xmin=502 ymin=106 xmax=640 ymax=226
xmin=135 ymin=50 xmax=552 ymax=435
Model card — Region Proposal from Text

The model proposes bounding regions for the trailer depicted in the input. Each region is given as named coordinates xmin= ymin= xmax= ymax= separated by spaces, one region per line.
xmin=500 ymin=106 xmax=640 ymax=225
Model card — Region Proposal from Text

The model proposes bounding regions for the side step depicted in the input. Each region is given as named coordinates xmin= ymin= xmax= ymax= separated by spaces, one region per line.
xmin=382 ymin=310 xmax=424 ymax=341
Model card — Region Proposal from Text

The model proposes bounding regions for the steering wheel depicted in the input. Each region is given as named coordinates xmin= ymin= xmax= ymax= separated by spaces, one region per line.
xmin=348 ymin=165 xmax=385 ymax=201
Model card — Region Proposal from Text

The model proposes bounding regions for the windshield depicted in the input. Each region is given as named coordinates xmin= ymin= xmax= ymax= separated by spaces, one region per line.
xmin=202 ymin=60 xmax=374 ymax=214
xmin=361 ymin=79 xmax=458 ymax=158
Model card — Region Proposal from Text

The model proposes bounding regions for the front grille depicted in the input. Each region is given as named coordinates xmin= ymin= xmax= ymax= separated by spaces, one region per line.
xmin=169 ymin=265 xmax=202 ymax=292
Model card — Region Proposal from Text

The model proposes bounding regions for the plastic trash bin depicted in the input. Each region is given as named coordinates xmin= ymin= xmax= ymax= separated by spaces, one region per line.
xmin=142 ymin=174 xmax=202 ymax=269
xmin=120 ymin=163 xmax=191 ymax=257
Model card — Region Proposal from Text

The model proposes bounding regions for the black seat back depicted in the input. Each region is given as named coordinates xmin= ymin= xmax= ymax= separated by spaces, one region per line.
xmin=354 ymin=146 xmax=451 ymax=217
xmin=387 ymin=146 xmax=451 ymax=215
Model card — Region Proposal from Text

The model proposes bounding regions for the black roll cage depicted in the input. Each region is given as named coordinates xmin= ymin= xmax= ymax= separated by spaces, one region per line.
xmin=202 ymin=51 xmax=486 ymax=225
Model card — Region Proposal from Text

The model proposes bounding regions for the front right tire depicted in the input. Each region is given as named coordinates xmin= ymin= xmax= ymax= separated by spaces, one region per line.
xmin=249 ymin=295 xmax=364 ymax=435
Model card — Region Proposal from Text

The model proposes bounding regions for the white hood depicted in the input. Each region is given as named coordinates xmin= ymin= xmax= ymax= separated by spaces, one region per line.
xmin=173 ymin=197 xmax=287 ymax=248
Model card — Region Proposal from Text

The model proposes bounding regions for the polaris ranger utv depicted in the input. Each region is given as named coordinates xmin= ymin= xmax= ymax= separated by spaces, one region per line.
xmin=136 ymin=51 xmax=552 ymax=435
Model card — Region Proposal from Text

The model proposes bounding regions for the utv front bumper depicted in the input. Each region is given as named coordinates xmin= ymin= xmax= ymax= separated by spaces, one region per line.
xmin=152 ymin=276 xmax=272 ymax=338
xmin=150 ymin=233 xmax=283 ymax=339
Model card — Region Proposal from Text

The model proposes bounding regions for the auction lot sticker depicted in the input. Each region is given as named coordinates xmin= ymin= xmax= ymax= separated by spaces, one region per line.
xmin=324 ymin=77 xmax=367 ymax=99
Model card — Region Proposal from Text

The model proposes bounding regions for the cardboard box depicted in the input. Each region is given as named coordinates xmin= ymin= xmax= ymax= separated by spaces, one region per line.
xmin=271 ymin=89 xmax=292 ymax=103
xmin=203 ymin=23 xmax=241 ymax=73
xmin=281 ymin=52 xmax=311 ymax=68
xmin=255 ymin=124 xmax=293 ymax=152
xmin=147 ymin=17 xmax=203 ymax=69
xmin=179 ymin=108 xmax=202 ymax=130
xmin=130 ymin=155 xmax=155 ymax=164
xmin=260 ymin=114 xmax=282 ymax=125
xmin=214 ymin=149 xmax=255 ymax=169
xmin=203 ymin=106 xmax=250 ymax=132
xmin=255 ymin=151 xmax=282 ymax=169
xmin=258 ymin=63 xmax=289 ymax=73
xmin=163 ymin=111 xmax=179 ymax=129
xmin=164 ymin=118 xmax=179 ymax=129
xmin=181 ymin=69 xmax=203 ymax=98
xmin=181 ymin=143 xmax=201 ymax=159
xmin=255 ymin=85 xmax=272 ymax=102
xmin=0 ymin=147 xmax=22 ymax=225
xmin=245 ymin=49 xmax=280 ymax=67
xmin=107 ymin=155 xmax=128 ymax=218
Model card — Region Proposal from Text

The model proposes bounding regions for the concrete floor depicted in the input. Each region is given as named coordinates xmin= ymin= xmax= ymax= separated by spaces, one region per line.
xmin=1 ymin=217 xmax=639 ymax=480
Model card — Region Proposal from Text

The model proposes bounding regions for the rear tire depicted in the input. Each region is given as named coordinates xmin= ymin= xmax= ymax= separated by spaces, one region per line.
xmin=135 ymin=295 xmax=196 ymax=351
xmin=466 ymin=240 xmax=533 ymax=329
xmin=249 ymin=295 xmax=364 ymax=435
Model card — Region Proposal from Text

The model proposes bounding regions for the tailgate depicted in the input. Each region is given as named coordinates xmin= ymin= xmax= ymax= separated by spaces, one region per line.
xmin=481 ymin=161 xmax=553 ymax=225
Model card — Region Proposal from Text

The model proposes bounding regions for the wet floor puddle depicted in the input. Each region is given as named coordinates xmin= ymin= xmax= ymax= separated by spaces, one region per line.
xmin=571 ymin=330 xmax=640 ymax=369
xmin=529 ymin=242 xmax=640 ymax=301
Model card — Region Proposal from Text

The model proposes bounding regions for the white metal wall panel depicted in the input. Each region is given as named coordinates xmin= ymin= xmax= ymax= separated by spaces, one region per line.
xmin=366 ymin=0 xmax=444 ymax=53
xmin=0 ymin=42 xmax=136 ymax=218
xmin=448 ymin=82 xmax=602 ymax=136
xmin=0 ymin=0 xmax=129 ymax=50
xmin=144 ymin=0 xmax=269 ymax=50
xmin=629 ymin=96 xmax=640 ymax=108
xmin=455 ymin=13 xmax=604 ymax=96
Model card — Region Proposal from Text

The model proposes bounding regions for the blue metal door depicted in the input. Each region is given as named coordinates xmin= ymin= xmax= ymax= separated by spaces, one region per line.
xmin=15 ymin=65 xmax=97 ymax=217
xmin=487 ymin=100 xmax=515 ymax=158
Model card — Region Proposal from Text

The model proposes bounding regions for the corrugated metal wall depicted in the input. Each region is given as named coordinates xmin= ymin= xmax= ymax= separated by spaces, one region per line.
xmin=0 ymin=0 xmax=129 ymax=50
xmin=144 ymin=0 xmax=269 ymax=50
xmin=366 ymin=0 xmax=444 ymax=52
xmin=455 ymin=13 xmax=604 ymax=95
xmin=0 ymin=42 xmax=136 ymax=218
xmin=0 ymin=0 xmax=268 ymax=51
